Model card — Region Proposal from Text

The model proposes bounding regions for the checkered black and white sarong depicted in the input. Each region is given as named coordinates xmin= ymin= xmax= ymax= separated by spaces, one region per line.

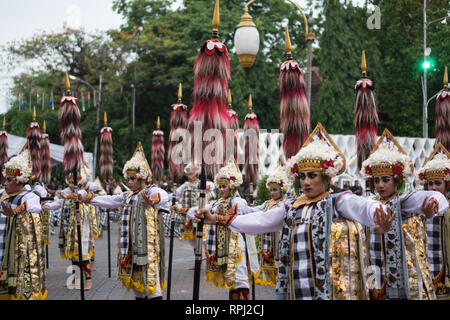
xmin=426 ymin=215 xmax=443 ymax=278
xmin=120 ymin=193 xmax=138 ymax=256
xmin=0 ymin=190 xmax=31 ymax=268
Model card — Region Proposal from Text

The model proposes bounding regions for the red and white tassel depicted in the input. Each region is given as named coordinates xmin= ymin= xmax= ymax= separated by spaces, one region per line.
xmin=435 ymin=67 xmax=449 ymax=150
xmin=100 ymin=112 xmax=113 ymax=181
xmin=188 ymin=0 xmax=231 ymax=177
xmin=243 ymin=94 xmax=259 ymax=186
xmin=152 ymin=117 xmax=165 ymax=184
xmin=168 ymin=83 xmax=188 ymax=182
xmin=226 ymin=89 xmax=239 ymax=161
xmin=59 ymin=73 xmax=84 ymax=173
xmin=279 ymin=28 xmax=310 ymax=160
xmin=27 ymin=107 xmax=42 ymax=180
xmin=40 ymin=120 xmax=51 ymax=184
xmin=0 ymin=117 xmax=8 ymax=170
xmin=354 ymin=51 xmax=379 ymax=171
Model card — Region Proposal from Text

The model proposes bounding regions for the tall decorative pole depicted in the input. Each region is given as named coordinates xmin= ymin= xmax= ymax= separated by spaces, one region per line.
xmin=243 ymin=94 xmax=259 ymax=186
xmin=27 ymin=106 xmax=42 ymax=181
xmin=189 ymin=0 xmax=230 ymax=299
xmin=168 ymin=83 xmax=188 ymax=182
xmin=40 ymin=120 xmax=51 ymax=184
xmin=99 ymin=112 xmax=113 ymax=181
xmin=0 ymin=117 xmax=8 ymax=172
xmin=435 ymin=66 xmax=449 ymax=150
xmin=188 ymin=0 xmax=231 ymax=178
xmin=99 ymin=111 xmax=113 ymax=278
xmin=279 ymin=27 xmax=310 ymax=160
xmin=354 ymin=51 xmax=379 ymax=174
xmin=226 ymin=89 xmax=239 ymax=161
xmin=151 ymin=116 xmax=165 ymax=186
xmin=58 ymin=72 xmax=85 ymax=299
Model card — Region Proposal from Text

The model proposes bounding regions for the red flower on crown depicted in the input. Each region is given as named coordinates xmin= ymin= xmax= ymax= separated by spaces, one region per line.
xmin=418 ymin=172 xmax=426 ymax=180
xmin=291 ymin=163 xmax=299 ymax=174
xmin=365 ymin=166 xmax=372 ymax=175
xmin=14 ymin=169 xmax=21 ymax=177
xmin=393 ymin=163 xmax=404 ymax=177
xmin=322 ymin=160 xmax=334 ymax=170
xmin=230 ymin=176 xmax=236 ymax=182
xmin=445 ymin=168 xmax=450 ymax=176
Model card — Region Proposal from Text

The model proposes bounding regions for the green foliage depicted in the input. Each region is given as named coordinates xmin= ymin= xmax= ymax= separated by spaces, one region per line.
xmin=255 ymin=174 xmax=270 ymax=205
xmin=2 ymin=0 xmax=449 ymax=181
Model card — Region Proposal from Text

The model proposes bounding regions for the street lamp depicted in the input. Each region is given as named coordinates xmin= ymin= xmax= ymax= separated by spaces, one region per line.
xmin=130 ymin=27 xmax=142 ymax=157
xmin=422 ymin=0 xmax=449 ymax=138
xmin=234 ymin=0 xmax=314 ymax=106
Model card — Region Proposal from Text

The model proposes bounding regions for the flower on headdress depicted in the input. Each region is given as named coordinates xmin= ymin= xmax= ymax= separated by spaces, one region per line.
xmin=418 ymin=172 xmax=426 ymax=181
xmin=291 ymin=163 xmax=299 ymax=175
xmin=322 ymin=160 xmax=334 ymax=170
xmin=14 ymin=169 xmax=21 ymax=177
xmin=393 ymin=163 xmax=404 ymax=177
xmin=365 ymin=166 xmax=372 ymax=175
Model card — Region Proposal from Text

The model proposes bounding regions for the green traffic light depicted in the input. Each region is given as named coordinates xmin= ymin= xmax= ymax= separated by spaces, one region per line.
xmin=421 ymin=57 xmax=435 ymax=71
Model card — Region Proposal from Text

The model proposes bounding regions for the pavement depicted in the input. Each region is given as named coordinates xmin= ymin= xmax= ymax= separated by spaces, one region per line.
xmin=44 ymin=220 xmax=276 ymax=300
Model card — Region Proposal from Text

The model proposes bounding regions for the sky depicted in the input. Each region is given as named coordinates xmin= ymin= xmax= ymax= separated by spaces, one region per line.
xmin=0 ymin=0 xmax=367 ymax=114
xmin=0 ymin=0 xmax=125 ymax=113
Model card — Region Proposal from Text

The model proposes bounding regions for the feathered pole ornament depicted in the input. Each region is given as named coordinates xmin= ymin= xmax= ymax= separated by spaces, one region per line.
xmin=188 ymin=0 xmax=231 ymax=177
xmin=243 ymin=94 xmax=259 ymax=186
xmin=40 ymin=120 xmax=52 ymax=184
xmin=58 ymin=72 xmax=84 ymax=176
xmin=353 ymin=50 xmax=379 ymax=172
xmin=435 ymin=66 xmax=450 ymax=150
xmin=99 ymin=112 xmax=113 ymax=182
xmin=151 ymin=116 xmax=165 ymax=185
xmin=279 ymin=27 xmax=310 ymax=160
xmin=59 ymin=72 xmax=85 ymax=299
xmin=26 ymin=106 xmax=42 ymax=181
xmin=0 ymin=117 xmax=8 ymax=171
xmin=226 ymin=89 xmax=239 ymax=161
xmin=168 ymin=83 xmax=188 ymax=182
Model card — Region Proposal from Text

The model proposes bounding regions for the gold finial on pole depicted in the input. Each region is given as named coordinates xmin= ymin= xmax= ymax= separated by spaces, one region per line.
xmin=285 ymin=27 xmax=292 ymax=55
xmin=157 ymin=116 xmax=160 ymax=129
xmin=228 ymin=89 xmax=232 ymax=106
xmin=43 ymin=120 xmax=46 ymax=133
xmin=104 ymin=112 xmax=107 ymax=126
xmin=178 ymin=83 xmax=182 ymax=101
xmin=212 ymin=0 xmax=220 ymax=33
xmin=361 ymin=50 xmax=367 ymax=74
xmin=444 ymin=66 xmax=448 ymax=88
xmin=33 ymin=106 xmax=36 ymax=121
xmin=248 ymin=94 xmax=253 ymax=111
xmin=65 ymin=72 xmax=71 ymax=93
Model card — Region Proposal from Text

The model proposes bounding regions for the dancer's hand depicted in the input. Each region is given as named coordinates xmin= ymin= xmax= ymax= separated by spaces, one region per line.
xmin=194 ymin=208 xmax=215 ymax=224
xmin=373 ymin=205 xmax=396 ymax=234
xmin=420 ymin=196 xmax=438 ymax=219
xmin=0 ymin=201 xmax=17 ymax=217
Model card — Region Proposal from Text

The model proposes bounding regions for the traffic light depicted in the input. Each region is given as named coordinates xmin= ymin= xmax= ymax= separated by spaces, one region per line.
xmin=421 ymin=57 xmax=435 ymax=71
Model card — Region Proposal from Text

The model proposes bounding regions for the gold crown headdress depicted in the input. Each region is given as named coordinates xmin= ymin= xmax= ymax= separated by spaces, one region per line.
xmin=287 ymin=123 xmax=346 ymax=179
xmin=416 ymin=142 xmax=450 ymax=184
xmin=360 ymin=128 xmax=414 ymax=179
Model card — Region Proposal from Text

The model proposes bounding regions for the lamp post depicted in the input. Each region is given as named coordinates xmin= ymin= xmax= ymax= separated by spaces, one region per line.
xmin=69 ymin=74 xmax=103 ymax=176
xmin=422 ymin=0 xmax=449 ymax=138
xmin=234 ymin=1 xmax=314 ymax=105
xmin=130 ymin=28 xmax=142 ymax=156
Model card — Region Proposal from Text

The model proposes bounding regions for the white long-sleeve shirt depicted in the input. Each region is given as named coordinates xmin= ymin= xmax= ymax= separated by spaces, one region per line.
xmin=228 ymin=191 xmax=449 ymax=235
xmin=89 ymin=185 xmax=169 ymax=210
xmin=186 ymin=196 xmax=249 ymax=221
